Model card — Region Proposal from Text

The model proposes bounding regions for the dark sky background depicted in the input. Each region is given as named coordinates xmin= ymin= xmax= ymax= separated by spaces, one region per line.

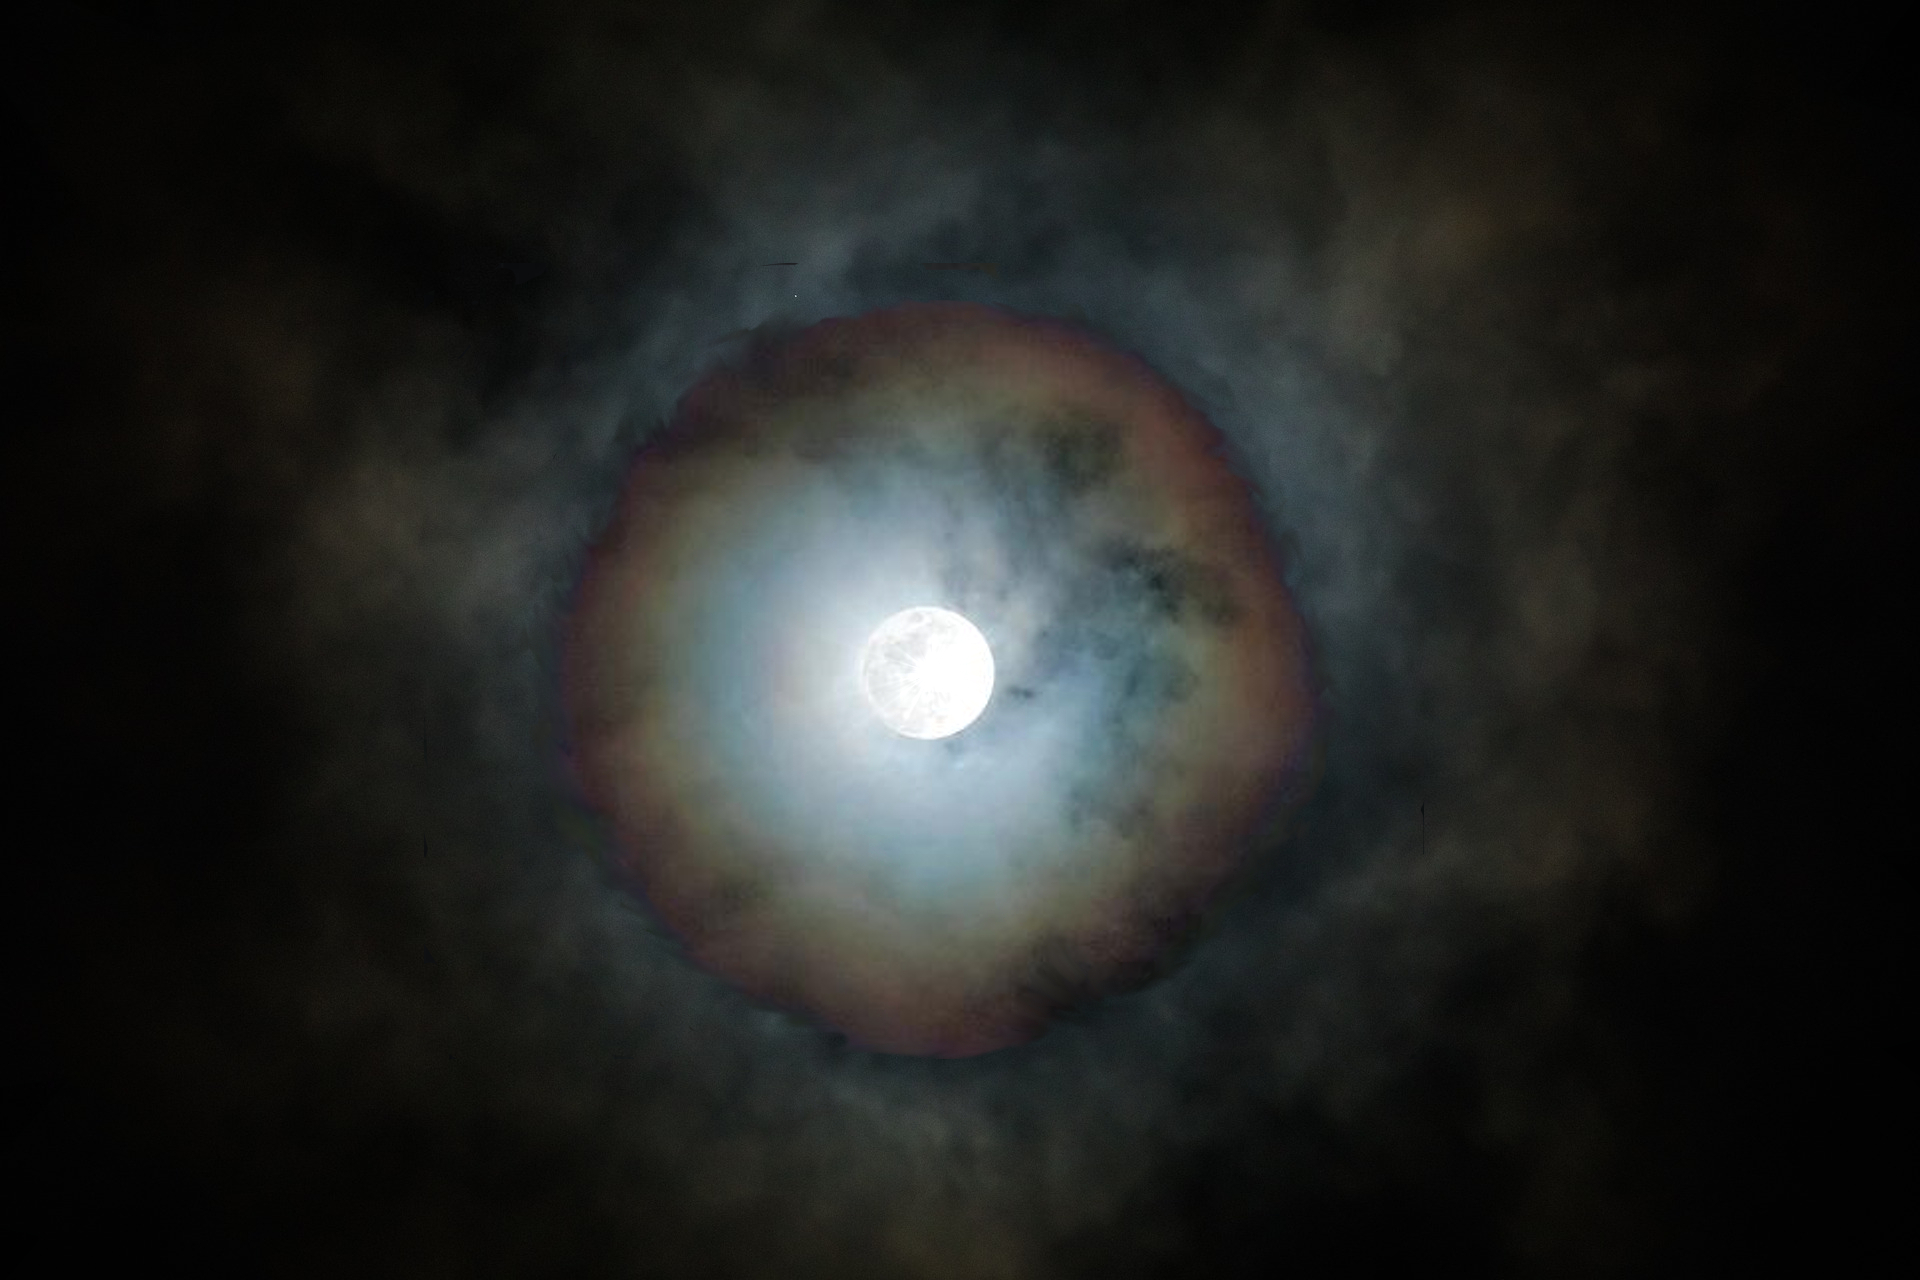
xmin=14 ymin=0 xmax=1908 ymax=1274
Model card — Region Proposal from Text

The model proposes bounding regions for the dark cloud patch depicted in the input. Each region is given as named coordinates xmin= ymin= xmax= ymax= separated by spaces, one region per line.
xmin=1031 ymin=412 xmax=1125 ymax=497
xmin=1094 ymin=540 xmax=1243 ymax=628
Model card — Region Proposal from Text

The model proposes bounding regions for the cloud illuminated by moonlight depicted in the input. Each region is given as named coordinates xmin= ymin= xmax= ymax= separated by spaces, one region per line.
xmin=563 ymin=303 xmax=1318 ymax=1055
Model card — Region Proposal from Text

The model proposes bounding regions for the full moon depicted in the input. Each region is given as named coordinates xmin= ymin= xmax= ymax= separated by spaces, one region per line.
xmin=858 ymin=606 xmax=996 ymax=740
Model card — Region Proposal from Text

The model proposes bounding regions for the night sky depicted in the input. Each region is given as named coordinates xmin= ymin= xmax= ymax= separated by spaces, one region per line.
xmin=16 ymin=1 xmax=1908 ymax=1274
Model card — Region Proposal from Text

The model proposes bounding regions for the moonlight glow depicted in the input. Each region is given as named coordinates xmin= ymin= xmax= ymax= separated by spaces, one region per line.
xmin=564 ymin=302 xmax=1317 ymax=1055
xmin=859 ymin=607 xmax=996 ymax=739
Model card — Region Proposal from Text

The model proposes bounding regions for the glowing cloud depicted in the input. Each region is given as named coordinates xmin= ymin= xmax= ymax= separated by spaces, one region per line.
xmin=563 ymin=303 xmax=1317 ymax=1055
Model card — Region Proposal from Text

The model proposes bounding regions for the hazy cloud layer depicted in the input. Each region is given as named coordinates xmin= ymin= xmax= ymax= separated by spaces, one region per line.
xmin=23 ymin=1 xmax=1891 ymax=1275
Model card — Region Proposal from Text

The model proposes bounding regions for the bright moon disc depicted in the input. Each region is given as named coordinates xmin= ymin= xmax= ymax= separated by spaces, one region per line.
xmin=859 ymin=607 xmax=996 ymax=740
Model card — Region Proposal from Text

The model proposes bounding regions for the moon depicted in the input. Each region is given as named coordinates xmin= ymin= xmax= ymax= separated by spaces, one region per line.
xmin=858 ymin=606 xmax=996 ymax=740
